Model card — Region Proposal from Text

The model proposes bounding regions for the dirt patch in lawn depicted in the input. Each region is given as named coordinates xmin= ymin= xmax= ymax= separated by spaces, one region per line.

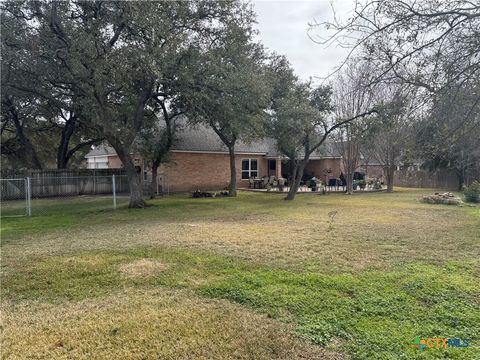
xmin=119 ymin=259 xmax=167 ymax=278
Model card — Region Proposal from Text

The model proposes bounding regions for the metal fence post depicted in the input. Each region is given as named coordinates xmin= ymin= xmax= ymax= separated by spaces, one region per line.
xmin=26 ymin=177 xmax=32 ymax=216
xmin=24 ymin=178 xmax=28 ymax=216
xmin=112 ymin=174 xmax=117 ymax=210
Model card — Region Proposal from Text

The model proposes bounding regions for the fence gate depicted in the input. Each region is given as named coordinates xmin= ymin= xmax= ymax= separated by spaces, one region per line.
xmin=0 ymin=178 xmax=30 ymax=217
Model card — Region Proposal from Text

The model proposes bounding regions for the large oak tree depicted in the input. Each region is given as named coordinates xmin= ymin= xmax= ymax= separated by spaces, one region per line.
xmin=2 ymin=1 xmax=244 ymax=207
xmin=179 ymin=18 xmax=271 ymax=197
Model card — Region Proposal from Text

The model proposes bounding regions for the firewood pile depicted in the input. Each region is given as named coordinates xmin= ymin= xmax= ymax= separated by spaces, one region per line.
xmin=421 ymin=192 xmax=462 ymax=205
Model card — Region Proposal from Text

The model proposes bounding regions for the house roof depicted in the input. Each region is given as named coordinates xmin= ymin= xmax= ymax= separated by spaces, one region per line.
xmin=170 ymin=123 xmax=279 ymax=156
xmin=85 ymin=122 xmax=342 ymax=159
xmin=85 ymin=145 xmax=117 ymax=158
xmin=312 ymin=140 xmax=341 ymax=159
xmin=170 ymin=121 xmax=341 ymax=158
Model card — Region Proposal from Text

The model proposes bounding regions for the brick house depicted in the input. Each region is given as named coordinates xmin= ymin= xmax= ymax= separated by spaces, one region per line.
xmin=85 ymin=124 xmax=383 ymax=192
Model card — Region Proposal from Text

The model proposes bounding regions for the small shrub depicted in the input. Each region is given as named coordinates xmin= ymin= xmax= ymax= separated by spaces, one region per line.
xmin=354 ymin=179 xmax=366 ymax=190
xmin=463 ymin=181 xmax=480 ymax=203
xmin=192 ymin=190 xmax=214 ymax=198
xmin=192 ymin=190 xmax=229 ymax=198
xmin=369 ymin=178 xmax=382 ymax=190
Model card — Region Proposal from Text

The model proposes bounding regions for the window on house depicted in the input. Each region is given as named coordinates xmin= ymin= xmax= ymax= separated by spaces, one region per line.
xmin=241 ymin=159 xmax=258 ymax=179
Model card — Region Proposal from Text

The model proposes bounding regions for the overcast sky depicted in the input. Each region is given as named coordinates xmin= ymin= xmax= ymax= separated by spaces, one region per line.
xmin=253 ymin=0 xmax=353 ymax=82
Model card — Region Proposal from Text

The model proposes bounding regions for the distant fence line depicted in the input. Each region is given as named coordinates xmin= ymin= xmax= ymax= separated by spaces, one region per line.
xmin=1 ymin=168 xmax=126 ymax=179
xmin=1 ymin=174 xmax=129 ymax=201
xmin=1 ymin=168 xmax=170 ymax=202
xmin=394 ymin=169 xmax=479 ymax=190
xmin=0 ymin=175 xmax=129 ymax=217
xmin=0 ymin=169 xmax=172 ymax=217
xmin=1 ymin=169 xmax=128 ymax=200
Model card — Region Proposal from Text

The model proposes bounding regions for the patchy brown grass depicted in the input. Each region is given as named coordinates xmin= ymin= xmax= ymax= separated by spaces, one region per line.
xmin=3 ymin=189 xmax=478 ymax=273
xmin=2 ymin=289 xmax=340 ymax=360
xmin=118 ymin=259 xmax=168 ymax=278
xmin=1 ymin=189 xmax=478 ymax=359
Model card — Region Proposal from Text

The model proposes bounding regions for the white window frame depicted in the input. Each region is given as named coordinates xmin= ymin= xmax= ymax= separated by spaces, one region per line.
xmin=241 ymin=158 xmax=259 ymax=180
xmin=87 ymin=156 xmax=108 ymax=169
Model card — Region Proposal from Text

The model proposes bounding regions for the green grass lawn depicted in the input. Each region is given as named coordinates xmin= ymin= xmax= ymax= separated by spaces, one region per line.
xmin=1 ymin=189 xmax=479 ymax=359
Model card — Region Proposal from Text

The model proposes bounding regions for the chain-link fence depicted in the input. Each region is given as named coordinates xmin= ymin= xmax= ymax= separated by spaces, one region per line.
xmin=1 ymin=175 xmax=130 ymax=217
xmin=0 ymin=178 xmax=30 ymax=217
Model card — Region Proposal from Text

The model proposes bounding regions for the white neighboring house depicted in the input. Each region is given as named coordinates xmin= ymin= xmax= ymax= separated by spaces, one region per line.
xmin=85 ymin=145 xmax=117 ymax=169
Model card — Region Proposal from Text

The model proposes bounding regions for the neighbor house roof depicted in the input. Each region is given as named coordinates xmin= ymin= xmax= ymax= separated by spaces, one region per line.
xmin=85 ymin=145 xmax=117 ymax=158
xmin=85 ymin=122 xmax=342 ymax=159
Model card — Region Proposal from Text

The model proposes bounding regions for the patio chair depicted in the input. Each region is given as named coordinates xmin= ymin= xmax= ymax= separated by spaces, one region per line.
xmin=249 ymin=177 xmax=254 ymax=189
xmin=262 ymin=176 xmax=269 ymax=189
xmin=278 ymin=177 xmax=285 ymax=192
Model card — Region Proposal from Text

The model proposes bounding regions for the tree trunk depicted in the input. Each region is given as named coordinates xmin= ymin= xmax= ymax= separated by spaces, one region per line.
xmin=346 ymin=171 xmax=354 ymax=195
xmin=57 ymin=116 xmax=76 ymax=169
xmin=227 ymin=145 xmax=237 ymax=197
xmin=457 ymin=170 xmax=465 ymax=191
xmin=286 ymin=160 xmax=305 ymax=200
xmin=124 ymin=159 xmax=145 ymax=208
xmin=386 ymin=165 xmax=395 ymax=193
xmin=342 ymin=135 xmax=359 ymax=195
xmin=22 ymin=132 xmax=42 ymax=169
xmin=8 ymin=99 xmax=42 ymax=169
xmin=109 ymin=139 xmax=145 ymax=208
xmin=57 ymin=148 xmax=68 ymax=169
xmin=150 ymin=163 xmax=158 ymax=199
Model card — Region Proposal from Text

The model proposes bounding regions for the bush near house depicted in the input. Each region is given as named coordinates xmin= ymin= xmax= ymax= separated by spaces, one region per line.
xmin=463 ymin=181 xmax=480 ymax=203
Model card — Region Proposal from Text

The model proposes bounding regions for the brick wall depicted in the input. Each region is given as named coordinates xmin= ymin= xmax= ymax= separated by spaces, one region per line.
xmin=107 ymin=151 xmax=384 ymax=192
xmin=357 ymin=164 xmax=384 ymax=178
xmin=304 ymin=159 xmax=343 ymax=184
xmin=107 ymin=155 xmax=143 ymax=168
xmin=107 ymin=156 xmax=122 ymax=168
xmin=159 ymin=152 xmax=268 ymax=192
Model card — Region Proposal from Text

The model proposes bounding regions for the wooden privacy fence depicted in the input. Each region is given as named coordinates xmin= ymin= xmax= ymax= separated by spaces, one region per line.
xmin=0 ymin=169 xmax=169 ymax=201
xmin=0 ymin=169 xmax=129 ymax=200
xmin=29 ymin=175 xmax=129 ymax=198
xmin=1 ymin=168 xmax=126 ymax=179
xmin=394 ymin=169 xmax=479 ymax=190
